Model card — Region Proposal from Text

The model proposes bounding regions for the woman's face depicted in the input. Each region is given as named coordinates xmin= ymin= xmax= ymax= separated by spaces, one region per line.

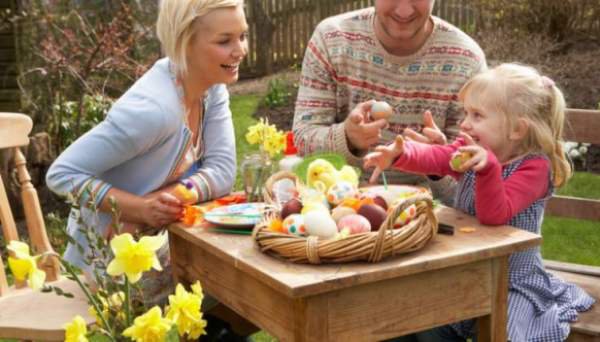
xmin=186 ymin=5 xmax=248 ymax=86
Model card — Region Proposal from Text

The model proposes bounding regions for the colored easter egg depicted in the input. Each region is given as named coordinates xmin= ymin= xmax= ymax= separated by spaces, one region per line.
xmin=449 ymin=151 xmax=474 ymax=172
xmin=394 ymin=204 xmax=418 ymax=228
xmin=338 ymin=214 xmax=372 ymax=235
xmin=371 ymin=101 xmax=393 ymax=120
xmin=331 ymin=205 xmax=356 ymax=223
xmin=326 ymin=181 xmax=358 ymax=205
xmin=304 ymin=211 xmax=338 ymax=239
xmin=281 ymin=198 xmax=303 ymax=219
xmin=357 ymin=203 xmax=388 ymax=231
xmin=282 ymin=214 xmax=306 ymax=236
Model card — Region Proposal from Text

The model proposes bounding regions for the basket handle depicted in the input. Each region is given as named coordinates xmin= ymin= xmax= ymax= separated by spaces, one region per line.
xmin=368 ymin=193 xmax=436 ymax=262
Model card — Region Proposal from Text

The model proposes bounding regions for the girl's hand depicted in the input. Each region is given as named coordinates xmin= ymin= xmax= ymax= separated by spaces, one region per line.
xmin=364 ymin=135 xmax=405 ymax=184
xmin=458 ymin=132 xmax=488 ymax=172
xmin=139 ymin=190 xmax=183 ymax=228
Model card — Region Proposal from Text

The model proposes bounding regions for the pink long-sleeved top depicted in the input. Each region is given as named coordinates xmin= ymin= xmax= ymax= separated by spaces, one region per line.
xmin=392 ymin=138 xmax=551 ymax=225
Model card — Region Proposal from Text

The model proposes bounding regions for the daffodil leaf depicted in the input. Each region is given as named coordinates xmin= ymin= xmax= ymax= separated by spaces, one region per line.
xmin=165 ymin=326 xmax=180 ymax=342
xmin=88 ymin=331 xmax=113 ymax=342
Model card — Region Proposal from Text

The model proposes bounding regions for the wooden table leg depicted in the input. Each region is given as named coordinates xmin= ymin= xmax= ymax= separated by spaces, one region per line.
xmin=478 ymin=256 xmax=509 ymax=342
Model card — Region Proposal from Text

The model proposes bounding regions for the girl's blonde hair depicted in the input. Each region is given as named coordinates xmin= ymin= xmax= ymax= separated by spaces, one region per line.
xmin=459 ymin=63 xmax=571 ymax=187
xmin=156 ymin=0 xmax=243 ymax=76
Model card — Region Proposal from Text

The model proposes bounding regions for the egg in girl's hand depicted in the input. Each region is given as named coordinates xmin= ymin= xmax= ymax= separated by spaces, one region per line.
xmin=357 ymin=203 xmax=387 ymax=231
xmin=450 ymin=151 xmax=474 ymax=172
xmin=370 ymin=101 xmax=393 ymax=121
xmin=331 ymin=205 xmax=356 ymax=223
xmin=326 ymin=181 xmax=358 ymax=205
xmin=282 ymin=214 xmax=306 ymax=236
xmin=304 ymin=211 xmax=338 ymax=239
xmin=338 ymin=214 xmax=371 ymax=234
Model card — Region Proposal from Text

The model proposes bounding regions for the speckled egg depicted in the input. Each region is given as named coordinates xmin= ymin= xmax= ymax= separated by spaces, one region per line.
xmin=326 ymin=181 xmax=358 ymax=205
xmin=331 ymin=205 xmax=356 ymax=223
xmin=338 ymin=214 xmax=371 ymax=235
xmin=393 ymin=204 xmax=418 ymax=228
xmin=282 ymin=214 xmax=306 ymax=236
xmin=304 ymin=211 xmax=338 ymax=239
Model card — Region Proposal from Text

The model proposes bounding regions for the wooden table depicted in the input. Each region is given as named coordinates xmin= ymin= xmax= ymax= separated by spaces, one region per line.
xmin=169 ymin=206 xmax=540 ymax=342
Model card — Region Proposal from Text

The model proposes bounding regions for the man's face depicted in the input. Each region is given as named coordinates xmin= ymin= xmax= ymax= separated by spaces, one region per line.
xmin=374 ymin=0 xmax=434 ymax=42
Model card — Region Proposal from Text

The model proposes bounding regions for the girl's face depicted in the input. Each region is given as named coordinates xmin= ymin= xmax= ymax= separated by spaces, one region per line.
xmin=459 ymin=104 xmax=519 ymax=162
xmin=186 ymin=5 xmax=248 ymax=87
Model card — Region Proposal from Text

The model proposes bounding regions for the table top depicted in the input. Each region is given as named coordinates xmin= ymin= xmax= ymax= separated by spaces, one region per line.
xmin=169 ymin=205 xmax=541 ymax=298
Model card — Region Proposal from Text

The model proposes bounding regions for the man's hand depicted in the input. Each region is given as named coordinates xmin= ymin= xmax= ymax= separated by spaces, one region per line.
xmin=404 ymin=110 xmax=447 ymax=145
xmin=364 ymin=135 xmax=405 ymax=184
xmin=345 ymin=100 xmax=388 ymax=151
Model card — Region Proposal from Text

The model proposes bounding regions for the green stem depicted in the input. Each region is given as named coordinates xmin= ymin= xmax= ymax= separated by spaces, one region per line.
xmin=57 ymin=258 xmax=116 ymax=340
xmin=125 ymin=277 xmax=132 ymax=327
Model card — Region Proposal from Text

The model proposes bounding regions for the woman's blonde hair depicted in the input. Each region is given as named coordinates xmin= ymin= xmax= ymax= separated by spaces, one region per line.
xmin=156 ymin=0 xmax=243 ymax=76
xmin=458 ymin=63 xmax=571 ymax=187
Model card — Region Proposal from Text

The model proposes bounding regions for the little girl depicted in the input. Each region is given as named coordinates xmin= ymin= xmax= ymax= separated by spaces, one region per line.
xmin=365 ymin=63 xmax=595 ymax=341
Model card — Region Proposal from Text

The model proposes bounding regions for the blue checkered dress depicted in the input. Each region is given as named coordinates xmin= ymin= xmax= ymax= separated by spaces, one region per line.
xmin=450 ymin=155 xmax=595 ymax=342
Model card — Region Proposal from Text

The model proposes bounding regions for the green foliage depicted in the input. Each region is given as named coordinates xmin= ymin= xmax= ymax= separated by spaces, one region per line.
xmin=264 ymin=78 xmax=292 ymax=109
xmin=541 ymin=172 xmax=600 ymax=266
xmin=51 ymin=94 xmax=112 ymax=151
xmin=230 ymin=94 xmax=262 ymax=190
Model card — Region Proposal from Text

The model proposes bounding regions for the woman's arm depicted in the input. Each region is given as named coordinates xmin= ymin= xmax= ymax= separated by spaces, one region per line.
xmin=182 ymin=84 xmax=236 ymax=202
xmin=46 ymin=95 xmax=182 ymax=227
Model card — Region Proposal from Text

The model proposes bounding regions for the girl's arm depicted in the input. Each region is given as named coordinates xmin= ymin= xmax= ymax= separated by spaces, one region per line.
xmin=392 ymin=138 xmax=464 ymax=179
xmin=475 ymin=154 xmax=550 ymax=225
xmin=180 ymin=84 xmax=236 ymax=202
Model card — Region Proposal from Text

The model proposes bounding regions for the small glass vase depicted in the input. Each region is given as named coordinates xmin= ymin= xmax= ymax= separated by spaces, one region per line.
xmin=241 ymin=152 xmax=274 ymax=202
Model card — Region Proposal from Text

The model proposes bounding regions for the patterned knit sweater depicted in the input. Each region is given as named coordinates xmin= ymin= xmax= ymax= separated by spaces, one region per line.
xmin=292 ymin=7 xmax=486 ymax=186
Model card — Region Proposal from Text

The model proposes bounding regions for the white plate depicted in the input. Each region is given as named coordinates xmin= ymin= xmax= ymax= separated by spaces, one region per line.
xmin=204 ymin=202 xmax=266 ymax=229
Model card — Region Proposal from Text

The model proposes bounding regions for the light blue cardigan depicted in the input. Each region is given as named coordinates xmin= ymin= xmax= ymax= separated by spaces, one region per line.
xmin=46 ymin=58 xmax=236 ymax=270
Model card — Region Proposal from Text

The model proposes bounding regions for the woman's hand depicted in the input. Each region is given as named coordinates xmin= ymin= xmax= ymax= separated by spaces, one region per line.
xmin=404 ymin=111 xmax=447 ymax=145
xmin=364 ymin=135 xmax=405 ymax=184
xmin=458 ymin=132 xmax=488 ymax=172
xmin=138 ymin=189 xmax=184 ymax=228
xmin=345 ymin=100 xmax=389 ymax=151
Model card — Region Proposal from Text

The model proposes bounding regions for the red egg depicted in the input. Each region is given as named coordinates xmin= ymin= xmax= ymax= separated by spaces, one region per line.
xmin=281 ymin=198 xmax=303 ymax=219
xmin=357 ymin=204 xmax=388 ymax=231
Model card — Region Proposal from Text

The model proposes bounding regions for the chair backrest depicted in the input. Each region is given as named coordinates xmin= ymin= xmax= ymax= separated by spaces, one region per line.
xmin=0 ymin=112 xmax=59 ymax=296
xmin=545 ymin=108 xmax=600 ymax=221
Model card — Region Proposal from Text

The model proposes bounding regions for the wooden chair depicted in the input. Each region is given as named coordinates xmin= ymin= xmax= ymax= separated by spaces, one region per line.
xmin=0 ymin=112 xmax=93 ymax=341
xmin=543 ymin=108 xmax=600 ymax=342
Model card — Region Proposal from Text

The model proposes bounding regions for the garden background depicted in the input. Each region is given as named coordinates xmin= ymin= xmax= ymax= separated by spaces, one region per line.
xmin=0 ymin=0 xmax=598 ymax=289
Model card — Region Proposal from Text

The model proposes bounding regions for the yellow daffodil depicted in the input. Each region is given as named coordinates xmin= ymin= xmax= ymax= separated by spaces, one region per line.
xmin=245 ymin=118 xmax=286 ymax=157
xmin=106 ymin=233 xmax=166 ymax=283
xmin=88 ymin=291 xmax=126 ymax=327
xmin=165 ymin=282 xmax=207 ymax=339
xmin=64 ymin=315 xmax=88 ymax=342
xmin=262 ymin=130 xmax=286 ymax=157
xmin=6 ymin=240 xmax=46 ymax=290
xmin=123 ymin=306 xmax=173 ymax=342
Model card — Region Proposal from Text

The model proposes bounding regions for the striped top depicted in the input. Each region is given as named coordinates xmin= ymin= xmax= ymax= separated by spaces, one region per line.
xmin=292 ymin=7 xmax=486 ymax=186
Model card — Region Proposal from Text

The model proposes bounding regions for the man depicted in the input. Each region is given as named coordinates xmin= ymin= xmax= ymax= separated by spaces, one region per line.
xmin=292 ymin=0 xmax=486 ymax=202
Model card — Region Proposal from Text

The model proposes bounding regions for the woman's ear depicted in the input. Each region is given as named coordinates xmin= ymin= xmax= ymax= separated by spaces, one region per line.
xmin=509 ymin=118 xmax=529 ymax=140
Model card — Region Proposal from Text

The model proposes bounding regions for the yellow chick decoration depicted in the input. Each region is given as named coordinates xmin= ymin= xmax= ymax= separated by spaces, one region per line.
xmin=306 ymin=159 xmax=359 ymax=193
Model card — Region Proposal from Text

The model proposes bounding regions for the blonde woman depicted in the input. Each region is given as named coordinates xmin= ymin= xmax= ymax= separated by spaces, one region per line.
xmin=365 ymin=63 xmax=595 ymax=341
xmin=46 ymin=0 xmax=248 ymax=316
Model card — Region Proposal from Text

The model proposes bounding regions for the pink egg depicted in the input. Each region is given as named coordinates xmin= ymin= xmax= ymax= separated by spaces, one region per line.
xmin=337 ymin=214 xmax=371 ymax=235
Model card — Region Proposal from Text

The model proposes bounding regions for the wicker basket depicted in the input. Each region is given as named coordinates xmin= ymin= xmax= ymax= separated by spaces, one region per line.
xmin=253 ymin=173 xmax=438 ymax=264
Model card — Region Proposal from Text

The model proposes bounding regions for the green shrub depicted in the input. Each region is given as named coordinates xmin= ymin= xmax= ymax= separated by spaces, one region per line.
xmin=264 ymin=78 xmax=292 ymax=109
